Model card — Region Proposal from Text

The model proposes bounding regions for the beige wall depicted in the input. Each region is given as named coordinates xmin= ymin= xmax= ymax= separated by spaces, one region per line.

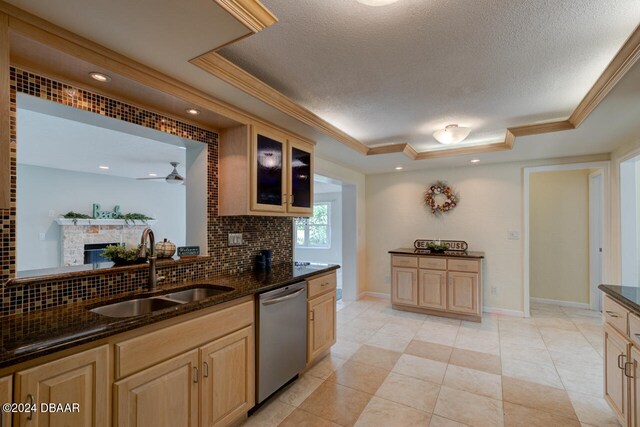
xmin=365 ymin=154 xmax=609 ymax=314
xmin=529 ymin=170 xmax=590 ymax=303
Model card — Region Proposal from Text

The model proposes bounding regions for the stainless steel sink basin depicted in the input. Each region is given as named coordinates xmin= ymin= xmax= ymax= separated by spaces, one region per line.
xmin=162 ymin=286 xmax=234 ymax=303
xmin=90 ymin=297 xmax=183 ymax=318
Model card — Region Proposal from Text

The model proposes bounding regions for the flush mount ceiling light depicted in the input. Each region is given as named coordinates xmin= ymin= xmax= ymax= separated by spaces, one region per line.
xmin=395 ymin=166 xmax=404 ymax=170
xmin=433 ymin=124 xmax=471 ymax=145
xmin=89 ymin=72 xmax=111 ymax=82
xmin=185 ymin=108 xmax=201 ymax=115
xmin=470 ymin=159 xmax=480 ymax=163
xmin=99 ymin=165 xmax=109 ymax=170
xmin=356 ymin=0 xmax=400 ymax=5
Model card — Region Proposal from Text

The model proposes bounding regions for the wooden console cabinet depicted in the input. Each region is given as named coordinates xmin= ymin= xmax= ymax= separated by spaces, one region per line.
xmin=307 ymin=271 xmax=337 ymax=364
xmin=389 ymin=250 xmax=484 ymax=322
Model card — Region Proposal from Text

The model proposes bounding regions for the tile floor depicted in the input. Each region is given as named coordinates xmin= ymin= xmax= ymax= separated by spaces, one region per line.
xmin=242 ymin=298 xmax=619 ymax=427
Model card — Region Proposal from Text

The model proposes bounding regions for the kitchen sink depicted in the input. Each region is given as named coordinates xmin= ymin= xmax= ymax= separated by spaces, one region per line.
xmin=90 ymin=297 xmax=183 ymax=318
xmin=162 ymin=286 xmax=234 ymax=303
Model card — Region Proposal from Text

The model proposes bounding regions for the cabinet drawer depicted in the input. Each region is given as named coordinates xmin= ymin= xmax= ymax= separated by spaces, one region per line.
xmin=630 ymin=313 xmax=640 ymax=347
xmin=419 ymin=257 xmax=446 ymax=270
xmin=115 ymin=300 xmax=254 ymax=379
xmin=392 ymin=256 xmax=418 ymax=268
xmin=447 ymin=259 xmax=480 ymax=273
xmin=604 ymin=295 xmax=629 ymax=335
xmin=308 ymin=271 xmax=337 ymax=299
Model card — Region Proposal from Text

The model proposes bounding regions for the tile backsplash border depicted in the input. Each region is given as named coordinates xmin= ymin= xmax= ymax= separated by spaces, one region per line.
xmin=1 ymin=68 xmax=293 ymax=316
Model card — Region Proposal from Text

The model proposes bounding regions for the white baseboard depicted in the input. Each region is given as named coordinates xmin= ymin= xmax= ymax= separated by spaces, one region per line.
xmin=360 ymin=291 xmax=390 ymax=300
xmin=530 ymin=297 xmax=590 ymax=309
xmin=482 ymin=307 xmax=525 ymax=317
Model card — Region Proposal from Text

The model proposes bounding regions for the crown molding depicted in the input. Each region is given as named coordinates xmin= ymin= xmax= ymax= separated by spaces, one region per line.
xmin=213 ymin=0 xmax=277 ymax=34
xmin=191 ymin=52 xmax=370 ymax=154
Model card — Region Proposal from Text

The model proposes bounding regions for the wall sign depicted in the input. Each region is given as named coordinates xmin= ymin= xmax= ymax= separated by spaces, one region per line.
xmin=92 ymin=203 xmax=121 ymax=219
xmin=414 ymin=239 xmax=468 ymax=252
xmin=177 ymin=246 xmax=200 ymax=258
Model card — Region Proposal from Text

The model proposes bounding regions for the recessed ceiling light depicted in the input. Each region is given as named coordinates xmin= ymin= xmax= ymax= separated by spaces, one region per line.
xmin=148 ymin=173 xmax=158 ymax=177
xmin=470 ymin=159 xmax=480 ymax=163
xmin=357 ymin=0 xmax=400 ymax=6
xmin=99 ymin=165 xmax=110 ymax=170
xmin=89 ymin=72 xmax=111 ymax=82
xmin=186 ymin=108 xmax=200 ymax=115
xmin=395 ymin=166 xmax=404 ymax=170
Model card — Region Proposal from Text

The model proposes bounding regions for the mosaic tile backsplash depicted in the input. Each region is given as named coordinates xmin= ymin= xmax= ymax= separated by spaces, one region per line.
xmin=0 ymin=68 xmax=293 ymax=316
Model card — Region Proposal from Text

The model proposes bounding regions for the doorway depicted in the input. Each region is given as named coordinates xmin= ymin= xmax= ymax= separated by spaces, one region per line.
xmin=620 ymin=152 xmax=640 ymax=286
xmin=523 ymin=162 xmax=610 ymax=317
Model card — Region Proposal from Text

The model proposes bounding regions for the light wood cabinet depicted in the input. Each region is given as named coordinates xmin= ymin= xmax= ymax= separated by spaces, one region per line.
xmin=0 ymin=375 xmax=11 ymax=427
xmin=390 ymin=252 xmax=483 ymax=321
xmin=200 ymin=326 xmax=254 ymax=427
xmin=418 ymin=269 xmax=446 ymax=310
xmin=14 ymin=345 xmax=109 ymax=427
xmin=220 ymin=124 xmax=314 ymax=216
xmin=115 ymin=350 xmax=199 ymax=427
xmin=391 ymin=267 xmax=418 ymax=306
xmin=629 ymin=346 xmax=640 ymax=427
xmin=605 ymin=323 xmax=630 ymax=423
xmin=307 ymin=271 xmax=337 ymax=364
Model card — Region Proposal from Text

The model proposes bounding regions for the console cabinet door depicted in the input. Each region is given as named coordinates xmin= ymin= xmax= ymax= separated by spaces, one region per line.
xmin=392 ymin=267 xmax=418 ymax=306
xmin=447 ymin=272 xmax=479 ymax=315
xmin=200 ymin=326 xmax=255 ymax=427
xmin=251 ymin=127 xmax=287 ymax=213
xmin=115 ymin=350 xmax=199 ymax=427
xmin=418 ymin=269 xmax=446 ymax=310
xmin=604 ymin=324 xmax=629 ymax=424
xmin=630 ymin=345 xmax=640 ymax=427
xmin=1 ymin=375 xmax=11 ymax=427
xmin=308 ymin=291 xmax=337 ymax=363
xmin=287 ymin=138 xmax=313 ymax=215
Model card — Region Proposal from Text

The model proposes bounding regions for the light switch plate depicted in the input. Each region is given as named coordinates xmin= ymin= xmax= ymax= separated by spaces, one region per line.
xmin=507 ymin=230 xmax=520 ymax=240
xmin=228 ymin=233 xmax=243 ymax=246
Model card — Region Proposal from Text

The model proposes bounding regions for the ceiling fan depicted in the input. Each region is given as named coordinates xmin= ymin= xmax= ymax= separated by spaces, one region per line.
xmin=136 ymin=161 xmax=185 ymax=185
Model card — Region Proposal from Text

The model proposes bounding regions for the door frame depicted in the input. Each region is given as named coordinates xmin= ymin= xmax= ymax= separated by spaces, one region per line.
xmin=618 ymin=146 xmax=640 ymax=286
xmin=523 ymin=161 xmax=611 ymax=317
xmin=589 ymin=170 xmax=604 ymax=311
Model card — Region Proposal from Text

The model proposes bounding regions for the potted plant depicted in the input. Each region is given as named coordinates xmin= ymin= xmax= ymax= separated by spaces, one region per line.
xmin=101 ymin=244 xmax=148 ymax=266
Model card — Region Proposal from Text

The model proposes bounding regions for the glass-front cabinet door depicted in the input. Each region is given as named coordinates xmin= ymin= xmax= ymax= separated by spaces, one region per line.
xmin=251 ymin=127 xmax=287 ymax=213
xmin=287 ymin=138 xmax=314 ymax=215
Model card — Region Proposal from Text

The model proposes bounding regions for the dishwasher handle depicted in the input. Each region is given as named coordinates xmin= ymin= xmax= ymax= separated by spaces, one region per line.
xmin=261 ymin=288 xmax=305 ymax=306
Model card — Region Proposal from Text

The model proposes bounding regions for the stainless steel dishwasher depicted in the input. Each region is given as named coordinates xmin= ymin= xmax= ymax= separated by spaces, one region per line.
xmin=257 ymin=281 xmax=307 ymax=403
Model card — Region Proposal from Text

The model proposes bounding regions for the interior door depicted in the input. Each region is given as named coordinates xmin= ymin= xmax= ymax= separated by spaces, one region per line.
xmin=589 ymin=171 xmax=604 ymax=311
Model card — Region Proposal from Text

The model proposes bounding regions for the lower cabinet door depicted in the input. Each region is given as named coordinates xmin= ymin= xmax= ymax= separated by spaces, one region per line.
xmin=200 ymin=326 xmax=255 ymax=427
xmin=418 ymin=269 xmax=446 ymax=310
xmin=447 ymin=271 xmax=479 ymax=315
xmin=308 ymin=291 xmax=337 ymax=363
xmin=630 ymin=345 xmax=640 ymax=427
xmin=391 ymin=267 xmax=418 ymax=306
xmin=0 ymin=375 xmax=11 ymax=427
xmin=604 ymin=323 xmax=629 ymax=424
xmin=115 ymin=349 xmax=199 ymax=427
xmin=15 ymin=345 xmax=109 ymax=427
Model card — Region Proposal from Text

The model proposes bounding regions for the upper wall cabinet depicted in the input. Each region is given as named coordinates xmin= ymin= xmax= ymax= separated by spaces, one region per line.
xmin=220 ymin=124 xmax=314 ymax=216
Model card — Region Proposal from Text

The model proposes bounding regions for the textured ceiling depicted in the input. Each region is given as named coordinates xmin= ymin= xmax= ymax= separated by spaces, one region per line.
xmin=221 ymin=0 xmax=640 ymax=151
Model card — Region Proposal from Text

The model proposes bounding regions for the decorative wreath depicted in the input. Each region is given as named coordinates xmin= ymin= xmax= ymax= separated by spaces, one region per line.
xmin=424 ymin=181 xmax=459 ymax=216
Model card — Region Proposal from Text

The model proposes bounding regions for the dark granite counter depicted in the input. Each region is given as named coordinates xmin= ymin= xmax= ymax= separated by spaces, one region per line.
xmin=389 ymin=248 xmax=485 ymax=259
xmin=599 ymin=284 xmax=640 ymax=314
xmin=0 ymin=263 xmax=339 ymax=368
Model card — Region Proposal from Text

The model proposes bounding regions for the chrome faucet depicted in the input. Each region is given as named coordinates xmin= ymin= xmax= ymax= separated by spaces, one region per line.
xmin=139 ymin=228 xmax=159 ymax=291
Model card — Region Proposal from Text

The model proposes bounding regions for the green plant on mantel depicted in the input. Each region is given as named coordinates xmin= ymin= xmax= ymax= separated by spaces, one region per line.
xmin=63 ymin=211 xmax=93 ymax=225
xmin=62 ymin=211 xmax=154 ymax=224
xmin=101 ymin=244 xmax=149 ymax=265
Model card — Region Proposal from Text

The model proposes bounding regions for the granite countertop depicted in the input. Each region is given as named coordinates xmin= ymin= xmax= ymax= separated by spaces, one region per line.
xmin=389 ymin=248 xmax=485 ymax=259
xmin=599 ymin=284 xmax=640 ymax=314
xmin=0 ymin=263 xmax=339 ymax=368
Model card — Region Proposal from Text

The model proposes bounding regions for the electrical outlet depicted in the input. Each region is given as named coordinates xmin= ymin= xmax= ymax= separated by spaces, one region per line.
xmin=39 ymin=232 xmax=46 ymax=241
xmin=491 ymin=286 xmax=498 ymax=295
xmin=48 ymin=210 xmax=55 ymax=218
xmin=507 ymin=230 xmax=520 ymax=240
xmin=228 ymin=233 xmax=243 ymax=246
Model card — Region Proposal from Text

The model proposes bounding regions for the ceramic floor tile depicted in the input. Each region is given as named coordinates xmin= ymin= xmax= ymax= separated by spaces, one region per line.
xmin=337 ymin=324 xmax=377 ymax=344
xmin=343 ymin=316 xmax=388 ymax=332
xmin=365 ymin=330 xmax=413 ymax=352
xmin=354 ymin=396 xmax=431 ymax=427
xmin=501 ymin=357 xmax=564 ymax=389
xmin=415 ymin=322 xmax=460 ymax=346
xmin=499 ymin=330 xmax=547 ymax=349
xmin=555 ymin=361 xmax=603 ymax=397
xmin=278 ymin=408 xmax=341 ymax=427
xmin=405 ymin=339 xmax=453 ymax=363
xmin=500 ymin=342 xmax=554 ymax=365
xmin=306 ymin=354 xmax=347 ymax=380
xmin=299 ymin=381 xmax=372 ymax=427
xmin=328 ymin=360 xmax=389 ymax=394
xmin=278 ymin=374 xmax=325 ymax=407
xmin=392 ymin=353 xmax=448 ymax=384
xmin=502 ymin=376 xmax=577 ymax=419
xmin=375 ymin=372 xmax=441 ymax=413
xmin=433 ymin=386 xmax=504 ymax=427
xmin=503 ymin=402 xmax=581 ymax=427
xmin=442 ymin=364 xmax=502 ymax=400
xmin=568 ymin=390 xmax=622 ymax=427
xmin=349 ymin=344 xmax=402 ymax=371
xmin=331 ymin=339 xmax=362 ymax=360
xmin=242 ymin=400 xmax=296 ymax=427
xmin=377 ymin=320 xmax=422 ymax=339
xmin=429 ymin=415 xmax=471 ymax=426
xmin=453 ymin=329 xmax=500 ymax=355
xmin=449 ymin=348 xmax=502 ymax=375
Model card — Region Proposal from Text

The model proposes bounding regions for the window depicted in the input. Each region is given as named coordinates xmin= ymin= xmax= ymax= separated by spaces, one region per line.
xmin=296 ymin=202 xmax=330 ymax=248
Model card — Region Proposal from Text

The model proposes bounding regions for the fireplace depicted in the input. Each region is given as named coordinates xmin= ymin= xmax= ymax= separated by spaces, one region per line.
xmin=84 ymin=242 xmax=118 ymax=264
